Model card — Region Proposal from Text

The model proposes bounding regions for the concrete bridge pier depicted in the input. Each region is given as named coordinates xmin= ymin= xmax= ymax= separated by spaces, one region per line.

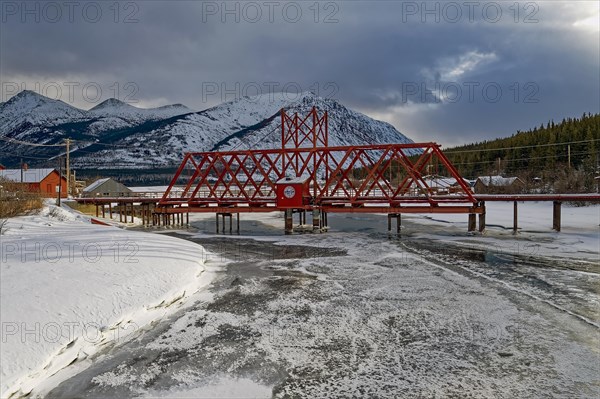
xmin=387 ymin=213 xmax=401 ymax=234
xmin=312 ymin=209 xmax=321 ymax=231
xmin=284 ymin=209 xmax=322 ymax=234
xmin=285 ymin=209 xmax=293 ymax=235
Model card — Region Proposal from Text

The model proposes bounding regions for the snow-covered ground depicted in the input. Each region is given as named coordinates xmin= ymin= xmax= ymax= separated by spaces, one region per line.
xmin=2 ymin=201 xmax=598 ymax=398
xmin=43 ymin=202 xmax=599 ymax=398
xmin=405 ymin=201 xmax=599 ymax=261
xmin=0 ymin=204 xmax=221 ymax=398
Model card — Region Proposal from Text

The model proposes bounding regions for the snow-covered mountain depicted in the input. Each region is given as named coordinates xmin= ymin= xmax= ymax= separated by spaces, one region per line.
xmin=89 ymin=98 xmax=193 ymax=121
xmin=213 ymin=92 xmax=413 ymax=151
xmin=0 ymin=90 xmax=88 ymax=138
xmin=0 ymin=91 xmax=195 ymax=150
xmin=0 ymin=90 xmax=414 ymax=170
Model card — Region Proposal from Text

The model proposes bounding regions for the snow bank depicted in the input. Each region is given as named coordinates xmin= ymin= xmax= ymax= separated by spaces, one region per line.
xmin=0 ymin=205 xmax=217 ymax=398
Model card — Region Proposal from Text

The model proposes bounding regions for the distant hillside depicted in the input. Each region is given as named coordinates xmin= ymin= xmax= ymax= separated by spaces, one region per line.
xmin=444 ymin=113 xmax=599 ymax=192
xmin=445 ymin=113 xmax=599 ymax=176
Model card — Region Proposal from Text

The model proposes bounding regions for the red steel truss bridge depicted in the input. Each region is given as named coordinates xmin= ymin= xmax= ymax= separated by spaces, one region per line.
xmin=75 ymin=107 xmax=600 ymax=233
xmin=155 ymin=107 xmax=485 ymax=226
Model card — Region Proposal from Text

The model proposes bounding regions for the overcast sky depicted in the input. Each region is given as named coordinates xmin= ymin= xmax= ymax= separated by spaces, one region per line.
xmin=1 ymin=1 xmax=598 ymax=146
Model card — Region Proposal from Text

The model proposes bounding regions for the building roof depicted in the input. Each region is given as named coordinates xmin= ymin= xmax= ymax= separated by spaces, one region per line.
xmin=422 ymin=176 xmax=475 ymax=188
xmin=82 ymin=178 xmax=111 ymax=193
xmin=276 ymin=176 xmax=309 ymax=184
xmin=82 ymin=178 xmax=131 ymax=193
xmin=0 ymin=168 xmax=57 ymax=183
xmin=476 ymin=176 xmax=521 ymax=187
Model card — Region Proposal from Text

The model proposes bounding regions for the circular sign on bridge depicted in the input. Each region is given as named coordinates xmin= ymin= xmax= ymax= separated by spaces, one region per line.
xmin=283 ymin=185 xmax=296 ymax=199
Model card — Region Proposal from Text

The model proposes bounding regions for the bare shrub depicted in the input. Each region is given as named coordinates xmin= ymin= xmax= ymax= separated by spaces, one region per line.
xmin=0 ymin=178 xmax=44 ymax=218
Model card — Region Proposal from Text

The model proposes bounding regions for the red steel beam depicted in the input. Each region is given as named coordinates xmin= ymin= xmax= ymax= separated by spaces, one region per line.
xmin=153 ymin=205 xmax=485 ymax=214
xmin=82 ymin=194 xmax=600 ymax=206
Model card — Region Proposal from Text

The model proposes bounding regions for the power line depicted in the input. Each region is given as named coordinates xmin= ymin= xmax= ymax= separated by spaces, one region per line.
xmin=451 ymin=149 xmax=596 ymax=166
xmin=0 ymin=136 xmax=65 ymax=147
xmin=445 ymin=138 xmax=600 ymax=154
xmin=0 ymin=135 xmax=138 ymax=150
xmin=231 ymin=117 xmax=281 ymax=151
xmin=69 ymin=147 xmax=115 ymax=155
xmin=74 ymin=140 xmax=131 ymax=148
xmin=0 ymin=151 xmax=56 ymax=160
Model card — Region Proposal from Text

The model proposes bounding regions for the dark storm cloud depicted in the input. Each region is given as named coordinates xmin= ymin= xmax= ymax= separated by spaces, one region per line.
xmin=0 ymin=1 xmax=598 ymax=145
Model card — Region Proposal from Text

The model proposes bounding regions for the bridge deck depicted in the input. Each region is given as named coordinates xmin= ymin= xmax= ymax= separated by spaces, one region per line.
xmin=74 ymin=193 xmax=600 ymax=208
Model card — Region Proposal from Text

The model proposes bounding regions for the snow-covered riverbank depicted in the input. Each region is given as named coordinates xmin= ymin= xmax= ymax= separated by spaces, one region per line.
xmin=3 ymin=202 xmax=597 ymax=398
xmin=0 ymin=205 xmax=220 ymax=398
xmin=36 ymin=201 xmax=598 ymax=398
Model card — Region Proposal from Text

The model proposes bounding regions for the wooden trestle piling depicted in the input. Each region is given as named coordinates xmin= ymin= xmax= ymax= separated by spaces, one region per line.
xmin=93 ymin=201 xmax=189 ymax=228
xmin=215 ymin=213 xmax=240 ymax=234
xmin=79 ymin=193 xmax=597 ymax=235
xmin=553 ymin=201 xmax=561 ymax=232
xmin=467 ymin=201 xmax=486 ymax=233
xmin=513 ymin=201 xmax=518 ymax=234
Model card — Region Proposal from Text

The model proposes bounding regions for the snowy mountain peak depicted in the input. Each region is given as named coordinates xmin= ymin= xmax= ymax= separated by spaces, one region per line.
xmin=0 ymin=90 xmax=87 ymax=128
xmin=294 ymin=90 xmax=319 ymax=100
xmin=156 ymin=103 xmax=188 ymax=110
xmin=203 ymin=92 xmax=413 ymax=153
xmin=90 ymin=98 xmax=135 ymax=111
xmin=3 ymin=89 xmax=77 ymax=111
xmin=10 ymin=89 xmax=45 ymax=102
xmin=10 ymin=89 xmax=40 ymax=100
xmin=154 ymin=103 xmax=195 ymax=114
xmin=89 ymin=98 xmax=193 ymax=120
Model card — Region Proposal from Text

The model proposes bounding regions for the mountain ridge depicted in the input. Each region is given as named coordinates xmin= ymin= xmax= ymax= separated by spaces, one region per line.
xmin=0 ymin=90 xmax=414 ymax=170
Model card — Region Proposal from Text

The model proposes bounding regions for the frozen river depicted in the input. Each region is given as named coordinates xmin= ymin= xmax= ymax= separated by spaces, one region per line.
xmin=46 ymin=213 xmax=600 ymax=398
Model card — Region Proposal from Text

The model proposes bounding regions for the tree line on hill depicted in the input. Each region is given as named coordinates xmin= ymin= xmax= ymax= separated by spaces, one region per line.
xmin=444 ymin=113 xmax=599 ymax=193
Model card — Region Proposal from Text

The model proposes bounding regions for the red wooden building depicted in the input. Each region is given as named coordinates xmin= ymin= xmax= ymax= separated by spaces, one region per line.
xmin=0 ymin=168 xmax=68 ymax=197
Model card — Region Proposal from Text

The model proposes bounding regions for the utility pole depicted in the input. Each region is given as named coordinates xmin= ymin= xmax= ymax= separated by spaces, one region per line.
xmin=567 ymin=144 xmax=571 ymax=169
xmin=65 ymin=138 xmax=71 ymax=197
xmin=57 ymin=156 xmax=62 ymax=206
